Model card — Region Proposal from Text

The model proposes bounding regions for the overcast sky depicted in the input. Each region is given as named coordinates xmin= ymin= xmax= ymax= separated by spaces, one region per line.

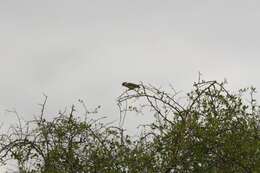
xmin=1 ymin=0 xmax=260 ymax=131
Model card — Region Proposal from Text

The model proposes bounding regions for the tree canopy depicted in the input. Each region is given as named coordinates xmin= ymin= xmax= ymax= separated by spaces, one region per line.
xmin=0 ymin=80 xmax=259 ymax=172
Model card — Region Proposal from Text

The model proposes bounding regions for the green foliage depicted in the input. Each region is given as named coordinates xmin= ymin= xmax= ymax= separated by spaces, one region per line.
xmin=0 ymin=80 xmax=259 ymax=172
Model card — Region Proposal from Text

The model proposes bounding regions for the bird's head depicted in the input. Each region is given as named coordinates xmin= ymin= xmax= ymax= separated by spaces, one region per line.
xmin=122 ymin=82 xmax=128 ymax=87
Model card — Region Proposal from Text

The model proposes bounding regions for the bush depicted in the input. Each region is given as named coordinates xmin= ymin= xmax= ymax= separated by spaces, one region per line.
xmin=0 ymin=80 xmax=259 ymax=172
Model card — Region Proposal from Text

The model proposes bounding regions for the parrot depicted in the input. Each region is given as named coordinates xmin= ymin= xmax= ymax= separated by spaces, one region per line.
xmin=122 ymin=82 xmax=140 ymax=90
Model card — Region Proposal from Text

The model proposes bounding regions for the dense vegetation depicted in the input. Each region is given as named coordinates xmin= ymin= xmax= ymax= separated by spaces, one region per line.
xmin=0 ymin=80 xmax=259 ymax=172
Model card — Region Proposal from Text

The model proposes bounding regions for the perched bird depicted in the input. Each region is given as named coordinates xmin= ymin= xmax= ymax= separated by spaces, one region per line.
xmin=122 ymin=82 xmax=140 ymax=90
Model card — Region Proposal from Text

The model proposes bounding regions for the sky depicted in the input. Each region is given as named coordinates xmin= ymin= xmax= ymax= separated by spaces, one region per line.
xmin=1 ymin=0 xmax=260 ymax=133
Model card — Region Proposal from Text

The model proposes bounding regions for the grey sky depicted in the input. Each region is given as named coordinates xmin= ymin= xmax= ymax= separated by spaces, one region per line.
xmin=1 ymin=0 xmax=260 ymax=131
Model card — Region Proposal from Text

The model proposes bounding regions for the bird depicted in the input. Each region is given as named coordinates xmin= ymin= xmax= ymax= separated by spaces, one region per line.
xmin=122 ymin=82 xmax=140 ymax=90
